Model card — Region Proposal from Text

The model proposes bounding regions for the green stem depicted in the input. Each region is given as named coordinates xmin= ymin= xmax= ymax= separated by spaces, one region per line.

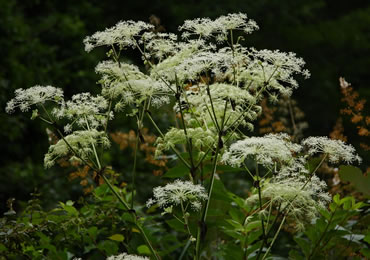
xmin=308 ymin=206 xmax=337 ymax=260
xmin=43 ymin=106 xmax=160 ymax=259
xmin=145 ymin=110 xmax=192 ymax=169
xmin=261 ymin=216 xmax=286 ymax=260
xmin=194 ymin=139 xmax=220 ymax=259
xmin=175 ymin=75 xmax=196 ymax=176
xmin=131 ymin=100 xmax=148 ymax=209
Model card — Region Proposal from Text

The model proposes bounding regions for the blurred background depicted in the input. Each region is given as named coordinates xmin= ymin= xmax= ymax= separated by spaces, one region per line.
xmin=1 ymin=0 xmax=369 ymax=213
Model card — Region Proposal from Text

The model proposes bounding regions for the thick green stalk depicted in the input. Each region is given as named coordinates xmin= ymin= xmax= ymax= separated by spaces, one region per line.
xmin=194 ymin=137 xmax=221 ymax=260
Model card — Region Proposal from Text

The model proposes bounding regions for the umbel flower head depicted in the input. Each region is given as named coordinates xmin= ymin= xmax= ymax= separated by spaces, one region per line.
xmin=106 ymin=253 xmax=148 ymax=260
xmin=155 ymin=127 xmax=218 ymax=158
xmin=52 ymin=93 xmax=113 ymax=133
xmin=302 ymin=136 xmax=361 ymax=164
xmin=83 ymin=20 xmax=154 ymax=52
xmin=247 ymin=166 xmax=331 ymax=231
xmin=44 ymin=130 xmax=110 ymax=168
xmin=6 ymin=85 xmax=64 ymax=113
xmin=179 ymin=13 xmax=258 ymax=41
xmin=95 ymin=60 xmax=171 ymax=110
xmin=147 ymin=180 xmax=208 ymax=212
xmin=222 ymin=133 xmax=302 ymax=168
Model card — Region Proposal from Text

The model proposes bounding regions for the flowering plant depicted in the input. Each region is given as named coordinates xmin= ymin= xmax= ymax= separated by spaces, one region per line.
xmin=6 ymin=13 xmax=367 ymax=259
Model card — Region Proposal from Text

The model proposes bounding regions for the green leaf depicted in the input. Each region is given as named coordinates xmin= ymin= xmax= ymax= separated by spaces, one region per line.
xmin=166 ymin=218 xmax=186 ymax=233
xmin=97 ymin=240 xmax=118 ymax=255
xmin=0 ymin=243 xmax=7 ymax=252
xmin=364 ymin=232 xmax=370 ymax=244
xmin=137 ymin=245 xmax=151 ymax=255
xmin=339 ymin=165 xmax=370 ymax=196
xmin=59 ymin=202 xmax=78 ymax=216
xmin=294 ymin=237 xmax=311 ymax=256
xmin=244 ymin=221 xmax=261 ymax=233
xmin=333 ymin=194 xmax=341 ymax=204
xmin=229 ymin=207 xmax=244 ymax=223
xmin=361 ymin=248 xmax=370 ymax=258
xmin=289 ymin=250 xmax=304 ymax=260
xmin=162 ymin=164 xmax=189 ymax=178
xmin=108 ymin=234 xmax=124 ymax=242
xmin=87 ymin=226 xmax=98 ymax=240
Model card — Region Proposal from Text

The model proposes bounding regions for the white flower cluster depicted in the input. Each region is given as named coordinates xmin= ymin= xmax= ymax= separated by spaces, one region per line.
xmin=44 ymin=130 xmax=110 ymax=168
xmin=247 ymin=170 xmax=331 ymax=231
xmin=155 ymin=127 xmax=218 ymax=157
xmin=179 ymin=13 xmax=258 ymax=41
xmin=106 ymin=253 xmax=149 ymax=260
xmin=83 ymin=20 xmax=153 ymax=52
xmin=222 ymin=133 xmax=301 ymax=168
xmin=95 ymin=60 xmax=171 ymax=110
xmin=180 ymin=83 xmax=260 ymax=131
xmin=141 ymin=32 xmax=179 ymax=60
xmin=302 ymin=136 xmax=361 ymax=164
xmin=150 ymin=39 xmax=212 ymax=83
xmin=147 ymin=180 xmax=208 ymax=211
xmin=6 ymin=85 xmax=64 ymax=113
xmin=52 ymin=93 xmax=112 ymax=133
xmin=238 ymin=48 xmax=310 ymax=98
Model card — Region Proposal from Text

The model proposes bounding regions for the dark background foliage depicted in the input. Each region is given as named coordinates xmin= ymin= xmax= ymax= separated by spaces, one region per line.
xmin=1 ymin=0 xmax=369 ymax=213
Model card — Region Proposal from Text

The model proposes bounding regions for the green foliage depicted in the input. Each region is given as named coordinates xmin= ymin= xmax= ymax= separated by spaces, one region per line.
xmin=339 ymin=166 xmax=370 ymax=197
xmin=0 ymin=184 xmax=166 ymax=259
xmin=290 ymin=195 xmax=369 ymax=259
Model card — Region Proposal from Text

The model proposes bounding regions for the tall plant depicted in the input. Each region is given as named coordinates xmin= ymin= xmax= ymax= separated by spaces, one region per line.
xmin=6 ymin=13 xmax=363 ymax=259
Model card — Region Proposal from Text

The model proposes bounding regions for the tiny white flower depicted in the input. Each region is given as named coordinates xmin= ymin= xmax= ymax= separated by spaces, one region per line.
xmin=6 ymin=85 xmax=64 ymax=113
xmin=83 ymin=20 xmax=153 ymax=52
xmin=44 ymin=130 xmax=110 ymax=168
xmin=302 ymin=136 xmax=361 ymax=164
xmin=147 ymin=180 xmax=208 ymax=212
xmin=222 ymin=133 xmax=301 ymax=168
xmin=106 ymin=253 xmax=149 ymax=260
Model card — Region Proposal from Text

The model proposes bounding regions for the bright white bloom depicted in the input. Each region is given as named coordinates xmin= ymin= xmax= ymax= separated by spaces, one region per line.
xmin=150 ymin=39 xmax=211 ymax=83
xmin=222 ymin=133 xmax=302 ymax=167
xmin=141 ymin=32 xmax=179 ymax=60
xmin=302 ymin=137 xmax=361 ymax=164
xmin=179 ymin=17 xmax=219 ymax=39
xmin=106 ymin=253 xmax=148 ymax=260
xmin=96 ymin=60 xmax=171 ymax=109
xmin=180 ymin=83 xmax=259 ymax=131
xmin=238 ymin=48 xmax=310 ymax=96
xmin=147 ymin=180 xmax=208 ymax=211
xmin=247 ymin=172 xmax=331 ymax=231
xmin=52 ymin=93 xmax=112 ymax=132
xmin=155 ymin=127 xmax=218 ymax=157
xmin=6 ymin=85 xmax=64 ymax=113
xmin=44 ymin=130 xmax=110 ymax=168
xmin=83 ymin=20 xmax=153 ymax=52
xmin=215 ymin=13 xmax=259 ymax=34
xmin=179 ymin=13 xmax=258 ymax=41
